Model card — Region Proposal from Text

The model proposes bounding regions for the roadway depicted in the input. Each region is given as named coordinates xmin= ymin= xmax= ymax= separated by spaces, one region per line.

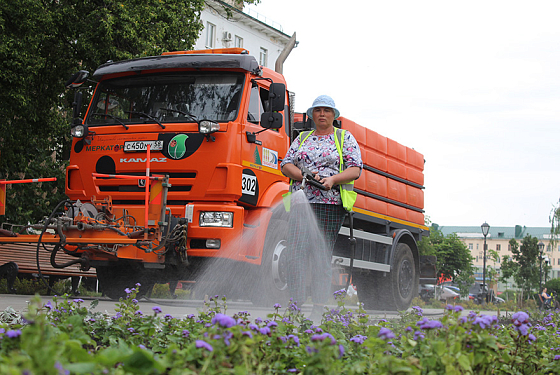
xmin=0 ymin=294 xmax=503 ymax=322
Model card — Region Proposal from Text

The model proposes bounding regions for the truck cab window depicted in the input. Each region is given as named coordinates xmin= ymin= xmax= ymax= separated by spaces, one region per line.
xmin=87 ymin=73 xmax=244 ymax=126
xmin=247 ymin=86 xmax=271 ymax=124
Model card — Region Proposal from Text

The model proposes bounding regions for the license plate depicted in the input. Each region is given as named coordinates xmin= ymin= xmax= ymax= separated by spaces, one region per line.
xmin=124 ymin=140 xmax=164 ymax=152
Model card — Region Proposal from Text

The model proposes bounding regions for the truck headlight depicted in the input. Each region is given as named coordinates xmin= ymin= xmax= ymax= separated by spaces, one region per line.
xmin=198 ymin=120 xmax=220 ymax=134
xmin=199 ymin=211 xmax=233 ymax=227
xmin=71 ymin=124 xmax=88 ymax=138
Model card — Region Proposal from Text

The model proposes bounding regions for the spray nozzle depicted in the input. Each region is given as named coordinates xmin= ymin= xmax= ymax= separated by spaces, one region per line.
xmin=301 ymin=166 xmax=327 ymax=190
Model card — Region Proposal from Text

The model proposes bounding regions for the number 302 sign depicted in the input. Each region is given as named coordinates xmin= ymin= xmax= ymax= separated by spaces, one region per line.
xmin=242 ymin=173 xmax=257 ymax=196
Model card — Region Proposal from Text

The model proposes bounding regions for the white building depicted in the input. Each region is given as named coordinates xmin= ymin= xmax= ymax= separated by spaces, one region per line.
xmin=195 ymin=0 xmax=296 ymax=72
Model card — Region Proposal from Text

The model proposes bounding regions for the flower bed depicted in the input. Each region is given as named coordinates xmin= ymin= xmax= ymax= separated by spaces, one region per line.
xmin=0 ymin=286 xmax=560 ymax=374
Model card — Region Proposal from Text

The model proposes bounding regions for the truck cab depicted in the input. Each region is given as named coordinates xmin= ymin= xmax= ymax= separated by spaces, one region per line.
xmin=66 ymin=49 xmax=292 ymax=298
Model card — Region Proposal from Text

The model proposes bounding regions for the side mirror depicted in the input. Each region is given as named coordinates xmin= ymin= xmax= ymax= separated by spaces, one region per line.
xmin=72 ymin=91 xmax=83 ymax=122
xmin=65 ymin=70 xmax=89 ymax=89
xmin=268 ymin=83 xmax=285 ymax=112
xmin=260 ymin=112 xmax=283 ymax=129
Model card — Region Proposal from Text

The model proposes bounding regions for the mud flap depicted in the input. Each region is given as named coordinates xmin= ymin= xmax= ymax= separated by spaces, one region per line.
xmin=419 ymin=255 xmax=437 ymax=284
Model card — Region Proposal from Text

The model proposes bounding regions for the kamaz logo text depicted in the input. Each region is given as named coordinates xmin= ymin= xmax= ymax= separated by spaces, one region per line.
xmin=120 ymin=157 xmax=167 ymax=163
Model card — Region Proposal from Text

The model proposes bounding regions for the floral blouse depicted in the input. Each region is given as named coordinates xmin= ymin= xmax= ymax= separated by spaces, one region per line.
xmin=281 ymin=130 xmax=363 ymax=205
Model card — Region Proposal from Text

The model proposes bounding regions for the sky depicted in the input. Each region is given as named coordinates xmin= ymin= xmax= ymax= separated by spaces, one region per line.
xmin=246 ymin=0 xmax=560 ymax=228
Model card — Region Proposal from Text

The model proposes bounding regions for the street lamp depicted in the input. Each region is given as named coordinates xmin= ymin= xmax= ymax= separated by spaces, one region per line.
xmin=538 ymin=241 xmax=545 ymax=289
xmin=481 ymin=222 xmax=490 ymax=304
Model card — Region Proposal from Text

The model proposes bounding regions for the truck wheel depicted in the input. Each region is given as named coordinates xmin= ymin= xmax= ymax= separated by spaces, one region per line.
xmin=354 ymin=271 xmax=382 ymax=310
xmin=96 ymin=265 xmax=130 ymax=300
xmin=251 ymin=219 xmax=290 ymax=307
xmin=96 ymin=263 xmax=155 ymax=300
xmin=380 ymin=243 xmax=417 ymax=311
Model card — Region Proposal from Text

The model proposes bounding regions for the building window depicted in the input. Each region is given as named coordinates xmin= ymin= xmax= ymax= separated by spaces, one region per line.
xmin=234 ymin=35 xmax=243 ymax=48
xmin=206 ymin=22 xmax=216 ymax=48
xmin=259 ymin=47 xmax=268 ymax=66
xmin=476 ymin=256 xmax=479 ymax=262
xmin=496 ymin=244 xmax=501 ymax=251
xmin=547 ymin=244 xmax=552 ymax=252
xmin=468 ymin=243 xmax=473 ymax=250
xmin=508 ymin=244 xmax=511 ymax=251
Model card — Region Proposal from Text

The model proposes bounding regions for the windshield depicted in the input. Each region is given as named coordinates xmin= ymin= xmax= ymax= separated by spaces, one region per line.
xmin=87 ymin=72 xmax=244 ymax=126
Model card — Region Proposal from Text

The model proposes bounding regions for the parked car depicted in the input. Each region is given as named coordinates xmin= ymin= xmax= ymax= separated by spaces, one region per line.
xmin=419 ymin=284 xmax=459 ymax=302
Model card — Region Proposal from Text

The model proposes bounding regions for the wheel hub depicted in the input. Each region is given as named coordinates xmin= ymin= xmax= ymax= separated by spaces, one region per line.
xmin=399 ymin=259 xmax=413 ymax=298
xmin=271 ymin=240 xmax=288 ymax=291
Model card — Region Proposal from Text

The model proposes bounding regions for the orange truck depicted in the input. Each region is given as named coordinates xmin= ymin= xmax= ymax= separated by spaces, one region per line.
xmin=0 ymin=48 xmax=435 ymax=310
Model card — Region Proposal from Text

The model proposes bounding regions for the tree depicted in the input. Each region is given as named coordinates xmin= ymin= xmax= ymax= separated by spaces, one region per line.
xmin=500 ymin=235 xmax=540 ymax=296
xmin=418 ymin=226 xmax=475 ymax=297
xmin=550 ymin=197 xmax=560 ymax=250
xmin=0 ymin=0 xmax=257 ymax=225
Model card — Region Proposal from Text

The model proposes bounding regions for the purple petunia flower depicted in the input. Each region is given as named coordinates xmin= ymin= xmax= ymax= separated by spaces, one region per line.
xmin=135 ymin=311 xmax=143 ymax=316
xmin=517 ymin=324 xmax=529 ymax=336
xmin=152 ymin=306 xmax=162 ymax=314
xmin=339 ymin=344 xmax=345 ymax=358
xmin=211 ymin=313 xmax=237 ymax=328
xmin=350 ymin=334 xmax=367 ymax=344
xmin=454 ymin=305 xmax=464 ymax=312
xmin=195 ymin=340 xmax=213 ymax=352
xmin=259 ymin=327 xmax=271 ymax=335
xmin=414 ymin=330 xmax=425 ymax=341
xmin=554 ymin=355 xmax=560 ymax=360
xmin=311 ymin=333 xmax=336 ymax=345
xmin=412 ymin=306 xmax=423 ymax=316
xmin=54 ymin=362 xmax=69 ymax=375
xmin=512 ymin=311 xmax=529 ymax=326
xmin=125 ymin=288 xmax=132 ymax=294
xmin=44 ymin=301 xmax=53 ymax=310
xmin=378 ymin=327 xmax=396 ymax=340
xmin=528 ymin=334 xmax=536 ymax=342
xmin=242 ymin=331 xmax=253 ymax=338
xmin=273 ymin=303 xmax=281 ymax=309
xmin=6 ymin=330 xmax=21 ymax=338
xmin=182 ymin=330 xmax=190 ymax=338
xmin=73 ymin=299 xmax=84 ymax=304
xmin=417 ymin=317 xmax=443 ymax=330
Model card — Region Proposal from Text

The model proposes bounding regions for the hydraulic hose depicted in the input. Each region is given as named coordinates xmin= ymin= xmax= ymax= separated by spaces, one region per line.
xmin=36 ymin=199 xmax=72 ymax=295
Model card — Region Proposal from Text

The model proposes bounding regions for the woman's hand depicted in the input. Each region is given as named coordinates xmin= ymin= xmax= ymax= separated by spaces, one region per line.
xmin=319 ymin=176 xmax=336 ymax=190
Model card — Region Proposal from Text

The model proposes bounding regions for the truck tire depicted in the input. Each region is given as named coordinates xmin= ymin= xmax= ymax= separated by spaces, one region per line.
xmin=379 ymin=243 xmax=417 ymax=311
xmin=354 ymin=271 xmax=383 ymax=310
xmin=251 ymin=219 xmax=290 ymax=307
xmin=96 ymin=263 xmax=154 ymax=300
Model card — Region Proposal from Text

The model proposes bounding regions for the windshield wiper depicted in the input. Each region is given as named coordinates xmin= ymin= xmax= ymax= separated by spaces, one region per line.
xmin=125 ymin=111 xmax=165 ymax=129
xmin=158 ymin=108 xmax=198 ymax=122
xmin=91 ymin=113 xmax=129 ymax=130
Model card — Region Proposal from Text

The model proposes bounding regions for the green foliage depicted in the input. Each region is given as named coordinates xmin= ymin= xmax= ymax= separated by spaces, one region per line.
xmin=2 ymin=290 xmax=560 ymax=373
xmin=0 ymin=0 xmax=209 ymax=225
xmin=550 ymin=198 xmax=560 ymax=249
xmin=545 ymin=278 xmax=560 ymax=298
xmin=501 ymin=235 xmax=541 ymax=295
xmin=418 ymin=226 xmax=474 ymax=286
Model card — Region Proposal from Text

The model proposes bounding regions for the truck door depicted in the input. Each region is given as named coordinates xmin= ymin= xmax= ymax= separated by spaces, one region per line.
xmin=240 ymin=82 xmax=289 ymax=207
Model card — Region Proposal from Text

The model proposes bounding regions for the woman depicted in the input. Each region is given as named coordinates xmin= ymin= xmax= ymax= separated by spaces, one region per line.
xmin=280 ymin=95 xmax=362 ymax=319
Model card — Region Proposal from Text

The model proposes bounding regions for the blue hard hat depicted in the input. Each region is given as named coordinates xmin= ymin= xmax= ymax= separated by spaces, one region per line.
xmin=306 ymin=95 xmax=340 ymax=119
